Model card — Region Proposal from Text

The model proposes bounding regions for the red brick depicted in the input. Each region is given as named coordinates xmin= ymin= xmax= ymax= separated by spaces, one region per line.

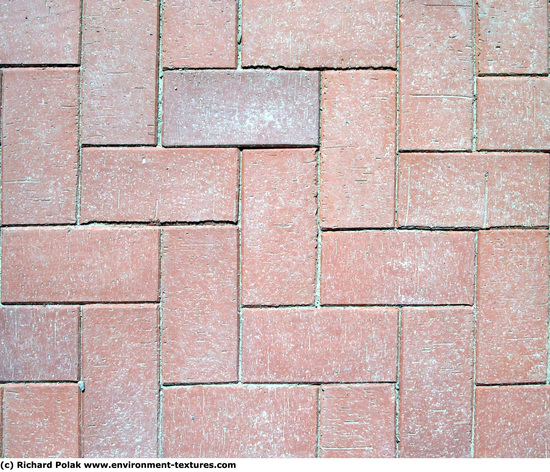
xmin=241 ymin=149 xmax=317 ymax=306
xmin=80 ymin=148 xmax=238 ymax=223
xmin=476 ymin=230 xmax=549 ymax=384
xmin=82 ymin=305 xmax=158 ymax=458
xmin=162 ymin=226 xmax=238 ymax=383
xmin=321 ymin=231 xmax=475 ymax=305
xmin=1 ymin=227 xmax=160 ymax=303
xmin=162 ymin=70 xmax=319 ymax=146
xmin=400 ymin=0 xmax=474 ymax=150
xmin=81 ymin=0 xmax=158 ymax=144
xmin=399 ymin=307 xmax=474 ymax=457
xmin=477 ymin=0 xmax=548 ymax=75
xmin=397 ymin=153 xmax=550 ymax=228
xmin=477 ymin=77 xmax=550 ymax=150
xmin=475 ymin=386 xmax=550 ymax=458
xmin=162 ymin=0 xmax=237 ymax=68
xmin=241 ymin=308 xmax=398 ymax=383
xmin=1 ymin=68 xmax=79 ymax=224
xmin=0 ymin=0 xmax=80 ymax=64
xmin=3 ymin=384 xmax=80 ymax=458
xmin=0 ymin=306 xmax=79 ymax=381
xmin=242 ymin=0 xmax=396 ymax=68
xmin=320 ymin=71 xmax=396 ymax=228
xmin=320 ymin=385 xmax=395 ymax=458
xmin=162 ymin=385 xmax=318 ymax=458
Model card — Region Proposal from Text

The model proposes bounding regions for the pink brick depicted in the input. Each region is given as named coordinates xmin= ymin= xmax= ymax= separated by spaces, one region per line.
xmin=242 ymin=0 xmax=396 ymax=68
xmin=162 ymin=385 xmax=318 ymax=458
xmin=3 ymin=384 xmax=80 ymax=458
xmin=82 ymin=305 xmax=158 ymax=458
xmin=162 ymin=0 xmax=237 ymax=68
xmin=162 ymin=70 xmax=319 ymax=146
xmin=475 ymin=386 xmax=550 ymax=458
xmin=320 ymin=71 xmax=396 ymax=228
xmin=0 ymin=306 xmax=79 ymax=381
xmin=321 ymin=231 xmax=475 ymax=305
xmin=399 ymin=307 xmax=474 ymax=458
xmin=320 ymin=385 xmax=396 ymax=458
xmin=397 ymin=153 xmax=550 ymax=228
xmin=81 ymin=0 xmax=158 ymax=144
xmin=477 ymin=0 xmax=548 ymax=75
xmin=242 ymin=308 xmax=398 ymax=383
xmin=2 ymin=227 xmax=160 ymax=303
xmin=477 ymin=77 xmax=550 ymax=150
xmin=241 ymin=149 xmax=317 ymax=306
xmin=162 ymin=226 xmax=238 ymax=383
xmin=400 ymin=0 xmax=474 ymax=150
xmin=0 ymin=0 xmax=80 ymax=64
xmin=1 ymin=68 xmax=79 ymax=225
xmin=81 ymin=148 xmax=238 ymax=223
xmin=476 ymin=230 xmax=549 ymax=384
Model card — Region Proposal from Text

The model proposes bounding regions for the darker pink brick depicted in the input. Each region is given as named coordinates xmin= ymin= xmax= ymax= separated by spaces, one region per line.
xmin=241 ymin=308 xmax=398 ymax=383
xmin=397 ymin=153 xmax=550 ymax=228
xmin=2 ymin=227 xmax=160 ymax=303
xmin=80 ymin=148 xmax=238 ymax=223
xmin=321 ymin=231 xmax=475 ymax=305
xmin=162 ymin=226 xmax=238 ymax=383
xmin=477 ymin=77 xmax=550 ymax=150
xmin=162 ymin=0 xmax=237 ymax=68
xmin=0 ymin=0 xmax=80 ymax=64
xmin=162 ymin=70 xmax=319 ymax=146
xmin=320 ymin=71 xmax=396 ymax=228
xmin=399 ymin=307 xmax=474 ymax=457
xmin=320 ymin=385 xmax=395 ymax=458
xmin=477 ymin=0 xmax=548 ymax=75
xmin=0 ymin=306 xmax=79 ymax=381
xmin=476 ymin=230 xmax=549 ymax=384
xmin=3 ymin=384 xmax=80 ymax=458
xmin=241 ymin=149 xmax=317 ymax=306
xmin=242 ymin=0 xmax=396 ymax=68
xmin=82 ymin=305 xmax=158 ymax=458
xmin=81 ymin=0 xmax=158 ymax=144
xmin=400 ymin=0 xmax=474 ymax=150
xmin=1 ymin=68 xmax=79 ymax=225
xmin=162 ymin=385 xmax=318 ymax=458
xmin=475 ymin=386 xmax=550 ymax=458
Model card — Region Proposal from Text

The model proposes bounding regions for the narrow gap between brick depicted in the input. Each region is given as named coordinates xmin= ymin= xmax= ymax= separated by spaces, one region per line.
xmin=157 ymin=227 xmax=164 ymax=457
xmin=156 ymin=0 xmax=164 ymax=147
xmin=316 ymin=385 xmax=322 ymax=458
xmin=395 ymin=306 xmax=402 ymax=458
xmin=237 ymin=149 xmax=243 ymax=383
xmin=470 ymin=231 xmax=479 ymax=457
xmin=237 ymin=0 xmax=242 ymax=69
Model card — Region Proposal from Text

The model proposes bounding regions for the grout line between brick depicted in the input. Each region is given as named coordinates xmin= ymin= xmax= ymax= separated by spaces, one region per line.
xmin=237 ymin=149 xmax=243 ymax=383
xmin=471 ymin=232 xmax=479 ymax=457
xmin=78 ymin=305 xmax=83 ymax=458
xmin=237 ymin=0 xmax=242 ymax=69
xmin=395 ymin=306 xmax=402 ymax=458
xmin=1 ymin=385 xmax=3 ymax=458
xmin=547 ymin=167 xmax=550 ymax=385
xmin=157 ymin=228 xmax=164 ymax=457
xmin=0 ymin=69 xmax=4 ymax=304
xmin=161 ymin=381 xmax=397 ymax=388
xmin=394 ymin=0 xmax=401 ymax=228
xmin=316 ymin=385 xmax=322 ymax=458
xmin=314 ymin=74 xmax=322 ymax=308
xmin=472 ymin=0 xmax=478 ymax=152
xmin=156 ymin=0 xmax=164 ymax=147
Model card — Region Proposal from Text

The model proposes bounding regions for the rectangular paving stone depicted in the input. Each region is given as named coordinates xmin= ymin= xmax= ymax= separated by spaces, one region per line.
xmin=162 ymin=70 xmax=320 ymax=146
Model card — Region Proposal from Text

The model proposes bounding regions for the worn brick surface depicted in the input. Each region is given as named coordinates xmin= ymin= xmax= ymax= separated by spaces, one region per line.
xmin=320 ymin=385 xmax=396 ymax=458
xmin=81 ymin=148 xmax=238 ymax=223
xmin=162 ymin=385 xmax=318 ymax=458
xmin=477 ymin=0 xmax=548 ymax=75
xmin=0 ymin=306 xmax=79 ymax=381
xmin=162 ymin=226 xmax=238 ymax=384
xmin=397 ymin=153 xmax=550 ymax=228
xmin=321 ymin=231 xmax=475 ymax=305
xmin=242 ymin=0 xmax=396 ymax=68
xmin=82 ymin=305 xmax=158 ymax=458
xmin=241 ymin=308 xmax=398 ymax=383
xmin=0 ymin=0 xmax=80 ymax=64
xmin=475 ymin=386 xmax=550 ymax=458
xmin=2 ymin=227 xmax=160 ymax=303
xmin=476 ymin=230 xmax=549 ymax=384
xmin=320 ymin=71 xmax=396 ymax=228
xmin=399 ymin=307 xmax=474 ymax=458
xmin=1 ymin=68 xmax=79 ymax=225
xmin=2 ymin=384 xmax=80 ymax=458
xmin=162 ymin=70 xmax=319 ymax=146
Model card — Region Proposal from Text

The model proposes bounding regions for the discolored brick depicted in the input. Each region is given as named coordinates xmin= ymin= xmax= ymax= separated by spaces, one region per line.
xmin=242 ymin=308 xmax=398 ymax=383
xmin=162 ymin=226 xmax=238 ymax=383
xmin=320 ymin=71 xmax=396 ymax=228
xmin=162 ymin=385 xmax=318 ymax=458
